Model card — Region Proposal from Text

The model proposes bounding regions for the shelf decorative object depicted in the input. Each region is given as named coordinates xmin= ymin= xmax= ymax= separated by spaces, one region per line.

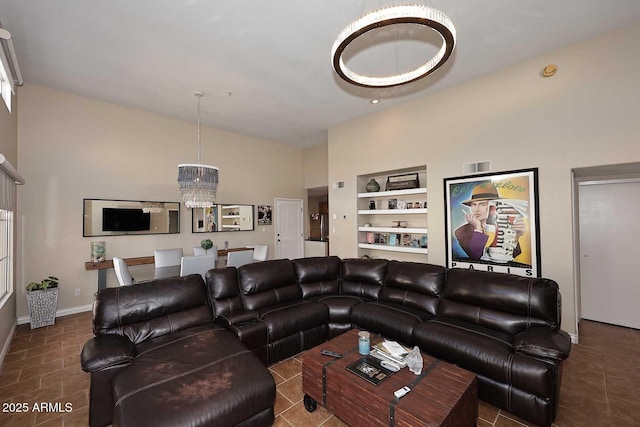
xmin=90 ymin=241 xmax=106 ymax=263
xmin=365 ymin=179 xmax=381 ymax=192
xmin=385 ymin=173 xmax=419 ymax=191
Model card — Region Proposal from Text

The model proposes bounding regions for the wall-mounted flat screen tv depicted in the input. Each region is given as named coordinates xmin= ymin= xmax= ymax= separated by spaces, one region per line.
xmin=102 ymin=208 xmax=151 ymax=232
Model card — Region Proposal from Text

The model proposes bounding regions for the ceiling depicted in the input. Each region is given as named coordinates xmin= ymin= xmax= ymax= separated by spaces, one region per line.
xmin=2 ymin=1 xmax=640 ymax=148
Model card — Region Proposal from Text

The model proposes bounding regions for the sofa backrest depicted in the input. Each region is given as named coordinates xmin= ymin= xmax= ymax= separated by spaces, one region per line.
xmin=380 ymin=261 xmax=445 ymax=317
xmin=340 ymin=258 xmax=387 ymax=300
xmin=440 ymin=269 xmax=561 ymax=336
xmin=92 ymin=275 xmax=212 ymax=345
xmin=293 ymin=256 xmax=341 ymax=298
xmin=205 ymin=267 xmax=244 ymax=319
xmin=238 ymin=259 xmax=301 ymax=311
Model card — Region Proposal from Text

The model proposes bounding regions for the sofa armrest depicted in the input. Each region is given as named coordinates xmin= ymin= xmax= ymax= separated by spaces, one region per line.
xmin=216 ymin=311 xmax=260 ymax=326
xmin=513 ymin=327 xmax=571 ymax=361
xmin=81 ymin=334 xmax=135 ymax=373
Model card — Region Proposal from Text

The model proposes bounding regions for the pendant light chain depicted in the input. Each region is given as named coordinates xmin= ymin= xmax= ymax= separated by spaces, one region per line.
xmin=196 ymin=91 xmax=203 ymax=164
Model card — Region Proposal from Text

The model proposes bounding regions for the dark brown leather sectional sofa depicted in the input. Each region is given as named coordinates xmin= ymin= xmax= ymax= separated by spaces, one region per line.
xmin=81 ymin=256 xmax=571 ymax=427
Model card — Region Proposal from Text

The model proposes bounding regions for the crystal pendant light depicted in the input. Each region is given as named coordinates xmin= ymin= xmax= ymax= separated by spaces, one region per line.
xmin=141 ymin=202 xmax=164 ymax=214
xmin=177 ymin=92 xmax=219 ymax=208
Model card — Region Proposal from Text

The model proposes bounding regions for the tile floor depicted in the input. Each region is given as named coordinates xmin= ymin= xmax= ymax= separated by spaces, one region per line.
xmin=0 ymin=313 xmax=638 ymax=426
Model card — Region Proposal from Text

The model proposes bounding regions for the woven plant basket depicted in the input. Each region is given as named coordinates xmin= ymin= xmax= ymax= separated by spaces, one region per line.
xmin=26 ymin=288 xmax=59 ymax=329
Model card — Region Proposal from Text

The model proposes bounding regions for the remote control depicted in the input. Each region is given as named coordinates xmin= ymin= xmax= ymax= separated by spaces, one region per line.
xmin=320 ymin=349 xmax=341 ymax=358
xmin=380 ymin=360 xmax=400 ymax=372
xmin=394 ymin=386 xmax=411 ymax=399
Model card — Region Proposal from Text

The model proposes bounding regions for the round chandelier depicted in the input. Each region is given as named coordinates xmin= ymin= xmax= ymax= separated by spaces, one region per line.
xmin=177 ymin=92 xmax=219 ymax=209
xmin=331 ymin=4 xmax=456 ymax=88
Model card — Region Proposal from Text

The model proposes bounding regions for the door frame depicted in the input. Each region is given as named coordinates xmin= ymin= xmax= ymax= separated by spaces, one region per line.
xmin=274 ymin=198 xmax=304 ymax=260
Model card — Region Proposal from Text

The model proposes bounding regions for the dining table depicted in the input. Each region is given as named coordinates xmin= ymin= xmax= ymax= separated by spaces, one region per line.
xmin=85 ymin=247 xmax=254 ymax=291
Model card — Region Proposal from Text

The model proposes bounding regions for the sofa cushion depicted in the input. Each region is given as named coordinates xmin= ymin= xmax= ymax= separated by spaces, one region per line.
xmin=254 ymin=300 xmax=329 ymax=341
xmin=340 ymin=258 xmax=387 ymax=300
xmin=92 ymin=275 xmax=212 ymax=345
xmin=352 ymin=301 xmax=430 ymax=344
xmin=440 ymin=269 xmax=562 ymax=336
xmin=306 ymin=294 xmax=365 ymax=324
xmin=239 ymin=259 xmax=301 ymax=311
xmin=293 ymin=256 xmax=341 ymax=298
xmin=205 ymin=267 xmax=245 ymax=320
xmin=113 ymin=326 xmax=275 ymax=427
xmin=380 ymin=261 xmax=445 ymax=316
xmin=412 ymin=320 xmax=556 ymax=399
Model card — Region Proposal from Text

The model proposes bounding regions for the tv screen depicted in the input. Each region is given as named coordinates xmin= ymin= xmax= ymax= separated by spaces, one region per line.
xmin=102 ymin=208 xmax=151 ymax=232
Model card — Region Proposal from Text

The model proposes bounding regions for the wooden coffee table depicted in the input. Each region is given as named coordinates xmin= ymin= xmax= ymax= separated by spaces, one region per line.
xmin=301 ymin=329 xmax=477 ymax=427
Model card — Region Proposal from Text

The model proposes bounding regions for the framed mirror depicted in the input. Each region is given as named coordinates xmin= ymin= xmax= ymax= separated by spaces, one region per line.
xmin=192 ymin=204 xmax=254 ymax=232
xmin=83 ymin=199 xmax=180 ymax=237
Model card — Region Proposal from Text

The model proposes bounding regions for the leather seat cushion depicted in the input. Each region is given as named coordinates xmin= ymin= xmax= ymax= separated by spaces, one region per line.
xmin=306 ymin=294 xmax=365 ymax=323
xmin=256 ymin=300 xmax=329 ymax=341
xmin=412 ymin=320 xmax=555 ymax=398
xmin=112 ymin=327 xmax=275 ymax=427
xmin=351 ymin=302 xmax=431 ymax=344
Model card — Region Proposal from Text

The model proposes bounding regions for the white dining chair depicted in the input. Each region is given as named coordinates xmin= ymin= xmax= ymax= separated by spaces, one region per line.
xmin=180 ymin=255 xmax=217 ymax=280
xmin=226 ymin=250 xmax=255 ymax=268
xmin=193 ymin=246 xmax=206 ymax=256
xmin=113 ymin=257 xmax=134 ymax=286
xmin=154 ymin=248 xmax=184 ymax=267
xmin=253 ymin=244 xmax=269 ymax=262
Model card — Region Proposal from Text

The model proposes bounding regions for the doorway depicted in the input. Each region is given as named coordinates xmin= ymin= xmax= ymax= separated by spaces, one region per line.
xmin=274 ymin=198 xmax=304 ymax=259
xmin=578 ymin=179 xmax=640 ymax=329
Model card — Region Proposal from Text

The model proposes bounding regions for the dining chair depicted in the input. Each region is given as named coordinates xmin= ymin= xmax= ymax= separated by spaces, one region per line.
xmin=180 ymin=255 xmax=217 ymax=280
xmin=226 ymin=250 xmax=255 ymax=268
xmin=253 ymin=244 xmax=269 ymax=262
xmin=154 ymin=248 xmax=184 ymax=267
xmin=113 ymin=257 xmax=134 ymax=286
xmin=193 ymin=246 xmax=206 ymax=256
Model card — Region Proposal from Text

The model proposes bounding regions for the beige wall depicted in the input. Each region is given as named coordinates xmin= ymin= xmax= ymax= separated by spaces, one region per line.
xmin=328 ymin=23 xmax=640 ymax=336
xmin=0 ymin=88 xmax=18 ymax=356
xmin=303 ymin=142 xmax=328 ymax=189
xmin=16 ymin=84 xmax=305 ymax=319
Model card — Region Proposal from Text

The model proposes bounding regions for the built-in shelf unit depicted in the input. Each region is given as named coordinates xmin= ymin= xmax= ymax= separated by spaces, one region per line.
xmin=357 ymin=166 xmax=428 ymax=261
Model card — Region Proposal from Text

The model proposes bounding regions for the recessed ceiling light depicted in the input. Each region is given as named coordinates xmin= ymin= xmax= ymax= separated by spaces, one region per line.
xmin=370 ymin=99 xmax=380 ymax=104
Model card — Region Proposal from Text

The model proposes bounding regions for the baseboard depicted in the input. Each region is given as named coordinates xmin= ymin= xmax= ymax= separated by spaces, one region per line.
xmin=569 ymin=332 xmax=578 ymax=344
xmin=0 ymin=320 xmax=17 ymax=367
xmin=17 ymin=304 xmax=93 ymax=325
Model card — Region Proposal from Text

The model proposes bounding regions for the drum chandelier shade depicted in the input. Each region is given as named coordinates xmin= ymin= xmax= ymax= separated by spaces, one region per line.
xmin=331 ymin=4 xmax=456 ymax=88
xmin=177 ymin=92 xmax=219 ymax=209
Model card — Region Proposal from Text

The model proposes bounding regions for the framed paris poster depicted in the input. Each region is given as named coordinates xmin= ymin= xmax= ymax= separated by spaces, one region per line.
xmin=444 ymin=168 xmax=541 ymax=277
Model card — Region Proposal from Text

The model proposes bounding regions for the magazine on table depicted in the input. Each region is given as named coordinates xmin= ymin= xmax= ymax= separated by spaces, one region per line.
xmin=370 ymin=340 xmax=411 ymax=368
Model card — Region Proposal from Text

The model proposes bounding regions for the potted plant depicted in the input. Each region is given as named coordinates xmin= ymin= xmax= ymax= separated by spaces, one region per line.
xmin=200 ymin=239 xmax=214 ymax=254
xmin=25 ymin=276 xmax=59 ymax=329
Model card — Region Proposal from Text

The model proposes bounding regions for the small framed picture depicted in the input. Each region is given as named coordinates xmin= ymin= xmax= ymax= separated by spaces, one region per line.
xmin=388 ymin=199 xmax=397 ymax=209
xmin=397 ymin=200 xmax=406 ymax=209
xmin=414 ymin=202 xmax=422 ymax=209
xmin=379 ymin=233 xmax=388 ymax=245
xmin=402 ymin=234 xmax=412 ymax=246
xmin=406 ymin=202 xmax=413 ymax=209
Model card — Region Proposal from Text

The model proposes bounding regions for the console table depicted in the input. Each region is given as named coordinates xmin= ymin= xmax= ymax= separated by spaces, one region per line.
xmin=85 ymin=247 xmax=253 ymax=291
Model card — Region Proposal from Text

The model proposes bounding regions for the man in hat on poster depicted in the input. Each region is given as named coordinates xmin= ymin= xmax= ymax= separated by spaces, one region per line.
xmin=455 ymin=182 xmax=526 ymax=260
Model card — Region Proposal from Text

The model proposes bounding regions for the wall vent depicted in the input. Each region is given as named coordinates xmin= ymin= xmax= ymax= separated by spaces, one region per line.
xmin=463 ymin=161 xmax=492 ymax=175
xmin=332 ymin=181 xmax=345 ymax=190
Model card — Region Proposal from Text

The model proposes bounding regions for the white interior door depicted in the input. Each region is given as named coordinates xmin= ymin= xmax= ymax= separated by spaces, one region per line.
xmin=275 ymin=198 xmax=304 ymax=260
xmin=579 ymin=180 xmax=640 ymax=329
